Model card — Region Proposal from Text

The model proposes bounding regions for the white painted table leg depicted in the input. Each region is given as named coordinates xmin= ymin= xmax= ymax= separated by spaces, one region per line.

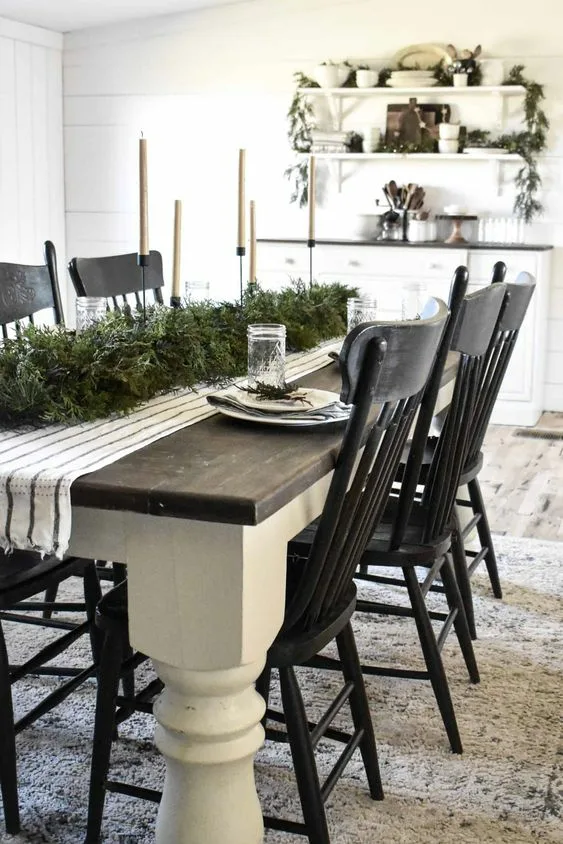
xmin=152 ymin=659 xmax=265 ymax=844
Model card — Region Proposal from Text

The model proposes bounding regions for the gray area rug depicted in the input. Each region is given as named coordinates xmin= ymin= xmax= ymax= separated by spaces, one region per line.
xmin=1 ymin=534 xmax=562 ymax=843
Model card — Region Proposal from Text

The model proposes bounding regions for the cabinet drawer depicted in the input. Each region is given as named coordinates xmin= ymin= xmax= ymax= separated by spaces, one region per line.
xmin=468 ymin=251 xmax=537 ymax=284
xmin=320 ymin=245 xmax=467 ymax=281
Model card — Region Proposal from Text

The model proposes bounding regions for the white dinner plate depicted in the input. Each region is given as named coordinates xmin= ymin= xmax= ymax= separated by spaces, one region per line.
xmin=463 ymin=147 xmax=509 ymax=156
xmin=387 ymin=79 xmax=438 ymax=88
xmin=212 ymin=404 xmax=349 ymax=427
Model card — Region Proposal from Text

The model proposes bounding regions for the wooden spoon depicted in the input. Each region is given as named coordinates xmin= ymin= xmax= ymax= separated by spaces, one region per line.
xmin=387 ymin=180 xmax=400 ymax=207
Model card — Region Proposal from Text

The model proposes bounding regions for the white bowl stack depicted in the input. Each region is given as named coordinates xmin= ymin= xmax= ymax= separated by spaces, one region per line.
xmin=387 ymin=70 xmax=437 ymax=88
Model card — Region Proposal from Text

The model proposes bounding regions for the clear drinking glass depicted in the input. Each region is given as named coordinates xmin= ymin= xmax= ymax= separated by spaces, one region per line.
xmin=346 ymin=297 xmax=378 ymax=332
xmin=185 ymin=280 xmax=211 ymax=302
xmin=401 ymin=282 xmax=427 ymax=320
xmin=75 ymin=297 xmax=107 ymax=333
xmin=247 ymin=324 xmax=286 ymax=389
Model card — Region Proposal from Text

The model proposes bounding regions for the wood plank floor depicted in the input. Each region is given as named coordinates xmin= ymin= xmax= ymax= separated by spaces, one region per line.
xmin=480 ymin=412 xmax=563 ymax=540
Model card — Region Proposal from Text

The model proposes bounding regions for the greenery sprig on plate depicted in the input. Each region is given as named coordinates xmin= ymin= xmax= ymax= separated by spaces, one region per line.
xmin=0 ymin=281 xmax=354 ymax=428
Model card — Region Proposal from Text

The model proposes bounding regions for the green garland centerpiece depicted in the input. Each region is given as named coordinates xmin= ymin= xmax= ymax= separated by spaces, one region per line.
xmin=0 ymin=281 xmax=354 ymax=428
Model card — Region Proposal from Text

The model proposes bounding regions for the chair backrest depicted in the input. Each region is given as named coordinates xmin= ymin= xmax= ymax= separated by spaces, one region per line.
xmin=283 ymin=297 xmax=449 ymax=634
xmin=421 ymin=282 xmax=508 ymax=541
xmin=390 ymin=265 xmax=469 ymax=547
xmin=464 ymin=270 xmax=536 ymax=468
xmin=68 ymin=250 xmax=165 ymax=310
xmin=0 ymin=241 xmax=63 ymax=337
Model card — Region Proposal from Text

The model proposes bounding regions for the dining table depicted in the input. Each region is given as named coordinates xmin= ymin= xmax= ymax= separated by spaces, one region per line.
xmin=65 ymin=351 xmax=458 ymax=844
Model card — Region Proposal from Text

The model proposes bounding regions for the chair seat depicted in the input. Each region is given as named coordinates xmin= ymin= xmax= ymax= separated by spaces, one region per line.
xmin=0 ymin=550 xmax=88 ymax=607
xmin=289 ymin=498 xmax=451 ymax=569
xmin=400 ymin=437 xmax=484 ymax=487
xmin=268 ymin=585 xmax=356 ymax=669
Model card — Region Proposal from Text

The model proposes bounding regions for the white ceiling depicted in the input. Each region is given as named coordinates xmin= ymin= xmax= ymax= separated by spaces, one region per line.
xmin=0 ymin=0 xmax=244 ymax=33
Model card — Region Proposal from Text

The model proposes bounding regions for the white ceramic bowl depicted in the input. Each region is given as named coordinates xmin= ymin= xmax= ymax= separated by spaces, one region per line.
xmin=313 ymin=64 xmax=349 ymax=88
xmin=438 ymin=139 xmax=459 ymax=154
xmin=439 ymin=123 xmax=460 ymax=140
xmin=356 ymin=69 xmax=378 ymax=88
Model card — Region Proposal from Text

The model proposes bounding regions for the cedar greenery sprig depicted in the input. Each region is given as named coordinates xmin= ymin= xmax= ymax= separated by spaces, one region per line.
xmin=502 ymin=64 xmax=549 ymax=222
xmin=0 ymin=280 xmax=355 ymax=428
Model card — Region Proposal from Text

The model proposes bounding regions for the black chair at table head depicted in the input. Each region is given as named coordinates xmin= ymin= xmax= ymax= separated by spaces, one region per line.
xmin=68 ymin=250 xmax=165 ymax=311
xmin=0 ymin=242 xmax=102 ymax=836
xmin=83 ymin=298 xmax=449 ymax=844
xmin=0 ymin=240 xmax=63 ymax=334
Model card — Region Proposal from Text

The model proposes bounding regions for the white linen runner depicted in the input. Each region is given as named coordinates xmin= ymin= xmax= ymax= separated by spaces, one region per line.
xmin=0 ymin=342 xmax=340 ymax=559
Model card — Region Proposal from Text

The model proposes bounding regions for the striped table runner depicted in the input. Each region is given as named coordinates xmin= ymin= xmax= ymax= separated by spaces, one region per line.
xmin=0 ymin=341 xmax=341 ymax=559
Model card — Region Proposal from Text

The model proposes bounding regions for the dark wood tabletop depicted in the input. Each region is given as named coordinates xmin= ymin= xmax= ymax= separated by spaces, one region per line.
xmin=70 ymin=353 xmax=458 ymax=526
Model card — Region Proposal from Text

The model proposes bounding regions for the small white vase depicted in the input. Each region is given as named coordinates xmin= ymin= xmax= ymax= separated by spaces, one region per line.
xmin=356 ymin=69 xmax=378 ymax=88
xmin=453 ymin=73 xmax=468 ymax=88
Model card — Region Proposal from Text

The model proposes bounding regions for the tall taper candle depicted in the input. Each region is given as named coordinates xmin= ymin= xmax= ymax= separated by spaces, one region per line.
xmin=249 ymin=200 xmax=256 ymax=285
xmin=237 ymin=148 xmax=246 ymax=251
xmin=308 ymin=155 xmax=316 ymax=242
xmin=172 ymin=199 xmax=182 ymax=299
xmin=139 ymin=137 xmax=149 ymax=256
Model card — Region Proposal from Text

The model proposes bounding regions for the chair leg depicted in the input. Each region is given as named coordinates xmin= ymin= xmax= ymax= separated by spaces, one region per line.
xmin=468 ymin=478 xmax=503 ymax=599
xmin=42 ymin=583 xmax=59 ymax=619
xmin=451 ymin=510 xmax=477 ymax=640
xmin=83 ymin=563 xmax=103 ymax=665
xmin=336 ymin=622 xmax=383 ymax=800
xmin=440 ymin=554 xmax=480 ymax=685
xmin=112 ymin=563 xmax=127 ymax=586
xmin=402 ymin=566 xmax=463 ymax=754
xmin=279 ymin=666 xmax=330 ymax=844
xmin=85 ymin=628 xmax=124 ymax=844
xmin=0 ymin=623 xmax=20 ymax=835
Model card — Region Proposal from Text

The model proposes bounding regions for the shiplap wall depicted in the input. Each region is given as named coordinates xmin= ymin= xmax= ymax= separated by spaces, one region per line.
xmin=0 ymin=18 xmax=66 ymax=303
xmin=63 ymin=0 xmax=563 ymax=409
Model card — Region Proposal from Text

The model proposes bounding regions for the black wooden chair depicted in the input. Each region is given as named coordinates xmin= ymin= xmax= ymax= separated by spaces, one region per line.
xmin=83 ymin=298 xmax=449 ymax=844
xmin=68 ymin=250 xmax=165 ymax=311
xmin=452 ymin=270 xmax=536 ymax=636
xmin=291 ymin=277 xmax=507 ymax=756
xmin=0 ymin=243 xmax=102 ymax=835
xmin=352 ymin=281 xmax=508 ymax=754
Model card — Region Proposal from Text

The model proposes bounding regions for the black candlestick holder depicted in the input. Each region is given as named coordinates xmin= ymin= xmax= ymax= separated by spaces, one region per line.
xmin=236 ymin=245 xmax=246 ymax=305
xmin=137 ymin=253 xmax=149 ymax=323
xmin=307 ymin=238 xmax=315 ymax=288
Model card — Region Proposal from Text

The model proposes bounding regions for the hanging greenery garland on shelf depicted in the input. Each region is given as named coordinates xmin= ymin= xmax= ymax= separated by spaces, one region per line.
xmin=286 ymin=60 xmax=548 ymax=222
xmin=0 ymin=281 xmax=355 ymax=428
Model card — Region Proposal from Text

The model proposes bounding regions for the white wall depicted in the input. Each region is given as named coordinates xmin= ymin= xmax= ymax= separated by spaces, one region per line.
xmin=63 ymin=0 xmax=563 ymax=408
xmin=0 ymin=18 xmax=66 ymax=301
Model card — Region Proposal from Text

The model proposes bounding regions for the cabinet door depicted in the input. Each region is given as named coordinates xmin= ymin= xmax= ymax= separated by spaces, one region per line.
xmin=468 ymin=251 xmax=538 ymax=404
xmin=257 ymin=244 xmax=311 ymax=291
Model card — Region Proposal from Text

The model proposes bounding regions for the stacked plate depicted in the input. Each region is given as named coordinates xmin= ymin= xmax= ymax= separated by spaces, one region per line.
xmin=387 ymin=70 xmax=438 ymax=88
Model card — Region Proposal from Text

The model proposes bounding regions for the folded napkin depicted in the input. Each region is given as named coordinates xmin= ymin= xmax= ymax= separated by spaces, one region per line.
xmin=207 ymin=390 xmax=350 ymax=422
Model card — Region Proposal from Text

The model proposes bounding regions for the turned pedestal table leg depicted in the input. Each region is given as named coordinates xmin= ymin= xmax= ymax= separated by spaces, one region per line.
xmin=117 ymin=514 xmax=292 ymax=844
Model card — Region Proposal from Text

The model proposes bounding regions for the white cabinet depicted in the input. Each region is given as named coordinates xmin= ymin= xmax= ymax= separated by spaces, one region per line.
xmin=257 ymin=240 xmax=552 ymax=426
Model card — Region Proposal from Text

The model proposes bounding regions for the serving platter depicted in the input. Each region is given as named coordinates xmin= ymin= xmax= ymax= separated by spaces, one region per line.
xmin=393 ymin=43 xmax=452 ymax=70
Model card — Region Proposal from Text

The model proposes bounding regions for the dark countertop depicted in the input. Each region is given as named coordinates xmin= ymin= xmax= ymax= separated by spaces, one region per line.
xmin=70 ymin=354 xmax=458 ymax=526
xmin=258 ymin=238 xmax=554 ymax=251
